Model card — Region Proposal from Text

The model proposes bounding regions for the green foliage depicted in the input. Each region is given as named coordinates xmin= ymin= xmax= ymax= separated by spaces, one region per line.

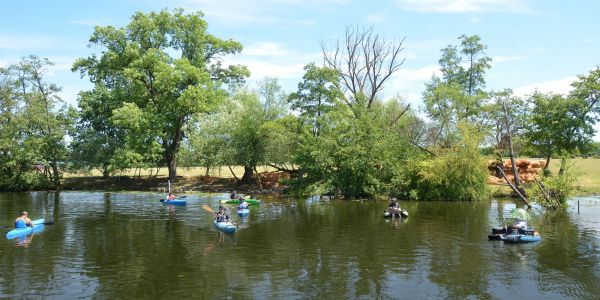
xmin=524 ymin=92 xmax=596 ymax=165
xmin=529 ymin=159 xmax=578 ymax=208
xmin=293 ymin=99 xmax=417 ymax=198
xmin=288 ymin=63 xmax=342 ymax=136
xmin=415 ymin=124 xmax=490 ymax=201
xmin=0 ymin=56 xmax=73 ymax=190
xmin=424 ymin=35 xmax=492 ymax=147
xmin=72 ymin=8 xmax=248 ymax=179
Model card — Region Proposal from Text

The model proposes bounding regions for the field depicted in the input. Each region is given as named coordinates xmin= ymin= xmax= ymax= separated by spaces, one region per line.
xmin=63 ymin=165 xmax=277 ymax=179
xmin=491 ymin=157 xmax=600 ymax=196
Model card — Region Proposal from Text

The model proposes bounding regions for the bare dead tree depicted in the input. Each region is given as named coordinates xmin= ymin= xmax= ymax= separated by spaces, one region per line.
xmin=321 ymin=25 xmax=406 ymax=111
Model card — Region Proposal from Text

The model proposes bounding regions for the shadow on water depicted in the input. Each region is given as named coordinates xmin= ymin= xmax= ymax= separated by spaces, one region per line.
xmin=0 ymin=192 xmax=599 ymax=298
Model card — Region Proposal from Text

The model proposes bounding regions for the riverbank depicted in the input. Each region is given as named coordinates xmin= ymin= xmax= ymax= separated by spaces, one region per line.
xmin=62 ymin=174 xmax=287 ymax=196
xmin=57 ymin=158 xmax=600 ymax=197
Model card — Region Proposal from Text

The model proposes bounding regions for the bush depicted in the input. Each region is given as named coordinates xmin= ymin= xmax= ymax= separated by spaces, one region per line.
xmin=415 ymin=124 xmax=490 ymax=201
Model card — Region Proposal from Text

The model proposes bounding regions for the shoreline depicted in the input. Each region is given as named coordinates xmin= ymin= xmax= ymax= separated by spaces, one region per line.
xmin=61 ymin=175 xmax=286 ymax=196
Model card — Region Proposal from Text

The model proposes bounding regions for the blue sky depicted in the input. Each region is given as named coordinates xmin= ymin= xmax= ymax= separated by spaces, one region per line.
xmin=1 ymin=0 xmax=599 ymax=138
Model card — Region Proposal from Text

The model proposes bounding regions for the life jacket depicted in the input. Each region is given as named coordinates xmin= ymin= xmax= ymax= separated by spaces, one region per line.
xmin=15 ymin=218 xmax=27 ymax=228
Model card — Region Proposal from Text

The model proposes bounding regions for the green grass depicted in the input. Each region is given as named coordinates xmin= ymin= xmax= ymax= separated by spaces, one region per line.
xmin=548 ymin=158 xmax=600 ymax=194
xmin=489 ymin=157 xmax=600 ymax=196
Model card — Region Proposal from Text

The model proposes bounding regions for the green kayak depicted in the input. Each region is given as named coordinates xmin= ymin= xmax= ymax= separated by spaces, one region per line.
xmin=220 ymin=199 xmax=261 ymax=205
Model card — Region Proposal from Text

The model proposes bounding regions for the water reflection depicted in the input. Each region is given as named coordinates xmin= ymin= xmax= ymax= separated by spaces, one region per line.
xmin=0 ymin=192 xmax=599 ymax=298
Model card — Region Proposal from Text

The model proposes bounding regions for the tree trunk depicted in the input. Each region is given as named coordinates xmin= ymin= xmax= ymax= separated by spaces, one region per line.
xmin=50 ymin=162 xmax=61 ymax=189
xmin=241 ymin=165 xmax=254 ymax=184
xmin=544 ymin=156 xmax=551 ymax=170
xmin=558 ymin=157 xmax=566 ymax=176
xmin=101 ymin=163 xmax=110 ymax=178
xmin=168 ymin=158 xmax=177 ymax=181
xmin=501 ymin=98 xmax=521 ymax=188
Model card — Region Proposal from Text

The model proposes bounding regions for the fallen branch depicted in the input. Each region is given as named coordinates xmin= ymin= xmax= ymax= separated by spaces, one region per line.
xmin=496 ymin=166 xmax=531 ymax=208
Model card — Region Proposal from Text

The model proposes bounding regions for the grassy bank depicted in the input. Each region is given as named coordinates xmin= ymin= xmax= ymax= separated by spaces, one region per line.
xmin=490 ymin=157 xmax=600 ymax=197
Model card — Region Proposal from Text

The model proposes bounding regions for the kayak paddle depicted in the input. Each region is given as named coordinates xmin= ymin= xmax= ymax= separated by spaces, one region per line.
xmin=159 ymin=195 xmax=187 ymax=201
xmin=2 ymin=219 xmax=54 ymax=229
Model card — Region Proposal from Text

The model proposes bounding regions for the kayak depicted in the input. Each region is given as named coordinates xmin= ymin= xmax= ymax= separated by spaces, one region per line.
xmin=213 ymin=219 xmax=236 ymax=234
xmin=220 ymin=199 xmax=261 ymax=205
xmin=237 ymin=208 xmax=250 ymax=217
xmin=160 ymin=199 xmax=187 ymax=205
xmin=6 ymin=219 xmax=46 ymax=240
xmin=383 ymin=209 xmax=408 ymax=218
xmin=502 ymin=231 xmax=541 ymax=243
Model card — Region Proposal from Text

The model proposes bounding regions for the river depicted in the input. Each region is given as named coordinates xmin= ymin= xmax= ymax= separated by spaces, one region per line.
xmin=1 ymin=192 xmax=599 ymax=299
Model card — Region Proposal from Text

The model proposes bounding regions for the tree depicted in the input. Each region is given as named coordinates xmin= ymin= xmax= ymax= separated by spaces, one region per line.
xmin=217 ymin=78 xmax=289 ymax=184
xmin=0 ymin=56 xmax=73 ymax=190
xmin=424 ymin=35 xmax=492 ymax=148
xmin=72 ymin=9 xmax=249 ymax=180
xmin=69 ymin=86 xmax=126 ymax=177
xmin=321 ymin=26 xmax=406 ymax=112
xmin=525 ymin=92 xmax=596 ymax=171
xmin=288 ymin=63 xmax=342 ymax=136
xmin=416 ymin=123 xmax=489 ymax=201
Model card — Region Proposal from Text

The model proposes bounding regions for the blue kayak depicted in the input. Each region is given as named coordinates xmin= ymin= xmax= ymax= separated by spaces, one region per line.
xmin=6 ymin=219 xmax=46 ymax=240
xmin=160 ymin=199 xmax=187 ymax=205
xmin=213 ymin=219 xmax=236 ymax=234
xmin=237 ymin=208 xmax=250 ymax=217
xmin=502 ymin=233 xmax=541 ymax=243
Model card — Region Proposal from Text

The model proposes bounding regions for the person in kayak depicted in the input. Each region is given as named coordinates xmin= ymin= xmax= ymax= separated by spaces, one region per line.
xmin=215 ymin=205 xmax=231 ymax=223
xmin=15 ymin=211 xmax=33 ymax=228
xmin=238 ymin=197 xmax=249 ymax=209
xmin=167 ymin=193 xmax=176 ymax=200
xmin=230 ymin=190 xmax=238 ymax=200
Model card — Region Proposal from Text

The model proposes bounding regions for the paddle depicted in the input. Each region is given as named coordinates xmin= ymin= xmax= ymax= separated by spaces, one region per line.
xmin=1 ymin=220 xmax=54 ymax=229
xmin=203 ymin=205 xmax=236 ymax=226
xmin=202 ymin=205 xmax=216 ymax=215
xmin=160 ymin=195 xmax=188 ymax=201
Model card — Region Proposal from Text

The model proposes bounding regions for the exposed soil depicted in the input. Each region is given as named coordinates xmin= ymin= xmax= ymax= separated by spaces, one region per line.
xmin=62 ymin=172 xmax=290 ymax=196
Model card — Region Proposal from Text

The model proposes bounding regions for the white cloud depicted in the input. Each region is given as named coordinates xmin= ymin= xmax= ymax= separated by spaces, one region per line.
xmin=394 ymin=0 xmax=531 ymax=13
xmin=469 ymin=16 xmax=483 ymax=23
xmin=513 ymin=76 xmax=577 ymax=97
xmin=243 ymin=42 xmax=291 ymax=57
xmin=365 ymin=13 xmax=386 ymax=23
xmin=0 ymin=35 xmax=58 ymax=50
xmin=226 ymin=42 xmax=321 ymax=81
xmin=385 ymin=64 xmax=441 ymax=108
xmin=67 ymin=19 xmax=107 ymax=27
xmin=175 ymin=0 xmax=349 ymax=26
xmin=491 ymin=55 xmax=527 ymax=65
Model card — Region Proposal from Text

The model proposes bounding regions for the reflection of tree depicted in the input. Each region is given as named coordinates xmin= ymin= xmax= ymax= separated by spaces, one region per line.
xmin=534 ymin=210 xmax=600 ymax=298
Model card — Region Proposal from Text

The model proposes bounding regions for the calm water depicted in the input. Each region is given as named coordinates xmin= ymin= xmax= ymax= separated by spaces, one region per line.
xmin=1 ymin=192 xmax=599 ymax=299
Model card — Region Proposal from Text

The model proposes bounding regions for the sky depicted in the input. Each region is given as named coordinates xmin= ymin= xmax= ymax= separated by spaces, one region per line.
xmin=1 ymin=0 xmax=599 ymax=138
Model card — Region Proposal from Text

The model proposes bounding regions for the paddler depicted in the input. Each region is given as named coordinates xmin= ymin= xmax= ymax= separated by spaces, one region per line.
xmin=238 ymin=196 xmax=249 ymax=209
xmin=167 ymin=193 xmax=176 ymax=200
xmin=15 ymin=211 xmax=33 ymax=228
xmin=388 ymin=198 xmax=402 ymax=216
xmin=230 ymin=190 xmax=238 ymax=200
xmin=215 ymin=205 xmax=231 ymax=223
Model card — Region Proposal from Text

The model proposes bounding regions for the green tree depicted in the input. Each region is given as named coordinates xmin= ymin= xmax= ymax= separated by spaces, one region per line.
xmin=217 ymin=78 xmax=289 ymax=183
xmin=416 ymin=124 xmax=489 ymax=201
xmin=424 ymin=35 xmax=492 ymax=147
xmin=288 ymin=63 xmax=342 ymax=136
xmin=0 ymin=56 xmax=73 ymax=190
xmin=524 ymin=92 xmax=596 ymax=171
xmin=73 ymin=9 xmax=249 ymax=180
xmin=69 ymin=86 xmax=126 ymax=177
